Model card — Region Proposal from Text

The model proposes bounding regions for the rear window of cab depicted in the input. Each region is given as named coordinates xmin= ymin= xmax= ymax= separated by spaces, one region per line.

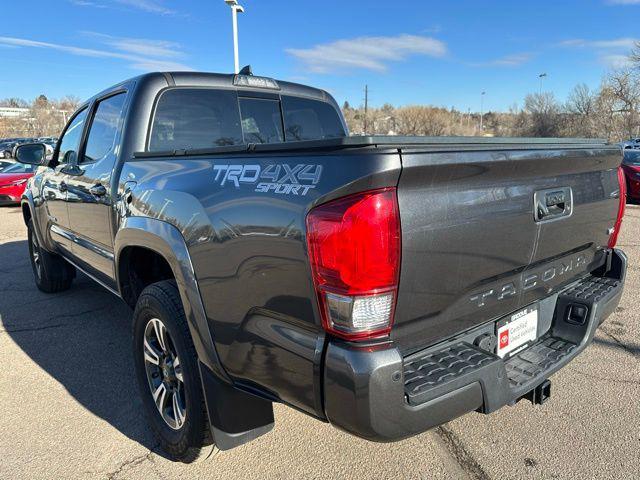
xmin=148 ymin=88 xmax=346 ymax=152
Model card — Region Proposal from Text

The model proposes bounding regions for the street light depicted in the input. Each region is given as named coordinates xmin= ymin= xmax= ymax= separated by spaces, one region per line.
xmin=480 ymin=91 xmax=486 ymax=132
xmin=539 ymin=73 xmax=547 ymax=94
xmin=224 ymin=0 xmax=244 ymax=74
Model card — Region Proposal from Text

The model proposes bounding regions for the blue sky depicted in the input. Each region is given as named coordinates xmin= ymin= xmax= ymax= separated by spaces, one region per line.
xmin=1 ymin=0 xmax=639 ymax=112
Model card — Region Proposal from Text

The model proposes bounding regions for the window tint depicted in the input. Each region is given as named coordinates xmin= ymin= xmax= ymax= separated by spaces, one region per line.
xmin=84 ymin=93 xmax=126 ymax=163
xmin=239 ymin=98 xmax=283 ymax=144
xmin=58 ymin=108 xmax=88 ymax=164
xmin=149 ymin=89 xmax=243 ymax=151
xmin=623 ymin=149 xmax=640 ymax=166
xmin=282 ymin=96 xmax=346 ymax=142
xmin=3 ymin=162 xmax=37 ymax=173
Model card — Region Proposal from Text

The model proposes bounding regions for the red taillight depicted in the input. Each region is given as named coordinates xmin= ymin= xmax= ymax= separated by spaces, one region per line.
xmin=608 ymin=166 xmax=626 ymax=248
xmin=306 ymin=188 xmax=401 ymax=341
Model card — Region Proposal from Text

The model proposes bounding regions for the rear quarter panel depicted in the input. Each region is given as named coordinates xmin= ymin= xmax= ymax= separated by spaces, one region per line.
xmin=120 ymin=150 xmax=400 ymax=416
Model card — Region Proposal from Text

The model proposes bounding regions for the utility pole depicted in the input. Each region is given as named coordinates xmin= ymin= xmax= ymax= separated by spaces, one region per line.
xmin=539 ymin=73 xmax=547 ymax=94
xmin=480 ymin=91 xmax=486 ymax=132
xmin=364 ymin=85 xmax=369 ymax=135
xmin=224 ymin=0 xmax=244 ymax=73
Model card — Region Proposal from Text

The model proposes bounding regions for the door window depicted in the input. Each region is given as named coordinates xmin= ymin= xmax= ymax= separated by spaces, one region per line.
xmin=84 ymin=93 xmax=127 ymax=163
xmin=58 ymin=108 xmax=88 ymax=165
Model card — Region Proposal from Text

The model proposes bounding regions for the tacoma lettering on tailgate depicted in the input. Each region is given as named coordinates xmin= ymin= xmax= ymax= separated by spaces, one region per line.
xmin=469 ymin=253 xmax=588 ymax=307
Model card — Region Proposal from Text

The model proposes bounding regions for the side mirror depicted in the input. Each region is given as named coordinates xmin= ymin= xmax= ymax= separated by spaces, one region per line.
xmin=15 ymin=143 xmax=47 ymax=166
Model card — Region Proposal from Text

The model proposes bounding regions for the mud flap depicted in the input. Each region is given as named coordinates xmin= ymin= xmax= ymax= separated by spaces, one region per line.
xmin=198 ymin=361 xmax=274 ymax=450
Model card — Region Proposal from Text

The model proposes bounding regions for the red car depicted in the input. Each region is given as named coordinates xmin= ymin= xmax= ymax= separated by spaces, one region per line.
xmin=622 ymin=149 xmax=640 ymax=203
xmin=0 ymin=162 xmax=37 ymax=205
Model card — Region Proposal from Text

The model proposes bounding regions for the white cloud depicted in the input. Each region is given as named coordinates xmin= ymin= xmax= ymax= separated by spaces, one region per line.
xmin=69 ymin=0 xmax=107 ymax=7
xmin=600 ymin=54 xmax=633 ymax=68
xmin=0 ymin=35 xmax=192 ymax=72
xmin=560 ymin=38 xmax=638 ymax=49
xmin=82 ymin=32 xmax=181 ymax=58
xmin=471 ymin=53 xmax=533 ymax=67
xmin=115 ymin=0 xmax=175 ymax=15
xmin=560 ymin=37 xmax=638 ymax=69
xmin=286 ymin=34 xmax=447 ymax=73
xmin=606 ymin=0 xmax=640 ymax=4
xmin=69 ymin=0 xmax=176 ymax=15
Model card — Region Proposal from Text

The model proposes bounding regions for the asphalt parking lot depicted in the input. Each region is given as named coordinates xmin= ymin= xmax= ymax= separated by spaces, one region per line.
xmin=0 ymin=205 xmax=638 ymax=480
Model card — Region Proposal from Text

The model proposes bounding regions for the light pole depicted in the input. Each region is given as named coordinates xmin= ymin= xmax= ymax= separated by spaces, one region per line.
xmin=539 ymin=73 xmax=547 ymax=94
xmin=480 ymin=91 xmax=486 ymax=132
xmin=224 ymin=0 xmax=244 ymax=74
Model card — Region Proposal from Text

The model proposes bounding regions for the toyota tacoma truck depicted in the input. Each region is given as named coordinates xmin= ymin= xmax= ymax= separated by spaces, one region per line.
xmin=15 ymin=71 xmax=627 ymax=462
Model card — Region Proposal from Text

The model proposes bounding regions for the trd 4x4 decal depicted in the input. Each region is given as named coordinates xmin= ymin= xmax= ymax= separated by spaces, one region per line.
xmin=212 ymin=164 xmax=322 ymax=196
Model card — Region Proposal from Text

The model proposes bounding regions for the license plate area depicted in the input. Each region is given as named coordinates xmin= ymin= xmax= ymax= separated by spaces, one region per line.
xmin=496 ymin=305 xmax=539 ymax=358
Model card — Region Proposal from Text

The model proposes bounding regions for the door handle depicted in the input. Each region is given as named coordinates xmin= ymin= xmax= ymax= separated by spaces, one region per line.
xmin=90 ymin=184 xmax=107 ymax=197
xmin=534 ymin=187 xmax=572 ymax=222
xmin=59 ymin=181 xmax=67 ymax=192
xmin=536 ymin=200 xmax=550 ymax=219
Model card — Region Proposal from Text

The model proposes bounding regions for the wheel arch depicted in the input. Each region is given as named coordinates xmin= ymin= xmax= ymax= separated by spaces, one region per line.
xmin=21 ymin=200 xmax=32 ymax=226
xmin=116 ymin=216 xmax=275 ymax=450
xmin=21 ymin=193 xmax=46 ymax=251
xmin=115 ymin=216 xmax=229 ymax=383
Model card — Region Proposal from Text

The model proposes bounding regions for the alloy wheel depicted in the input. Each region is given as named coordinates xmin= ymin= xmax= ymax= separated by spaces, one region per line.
xmin=31 ymin=231 xmax=41 ymax=280
xmin=143 ymin=318 xmax=186 ymax=430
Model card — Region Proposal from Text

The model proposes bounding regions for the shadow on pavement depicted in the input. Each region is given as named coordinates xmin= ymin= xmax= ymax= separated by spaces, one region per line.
xmin=594 ymin=336 xmax=640 ymax=358
xmin=0 ymin=239 xmax=166 ymax=457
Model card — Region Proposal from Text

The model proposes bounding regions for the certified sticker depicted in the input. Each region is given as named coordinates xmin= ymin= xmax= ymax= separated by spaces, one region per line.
xmin=496 ymin=306 xmax=538 ymax=358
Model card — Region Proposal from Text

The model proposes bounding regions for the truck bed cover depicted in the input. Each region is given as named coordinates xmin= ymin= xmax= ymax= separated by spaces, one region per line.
xmin=134 ymin=135 xmax=613 ymax=159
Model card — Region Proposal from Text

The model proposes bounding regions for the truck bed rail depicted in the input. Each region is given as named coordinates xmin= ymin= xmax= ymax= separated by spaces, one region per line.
xmin=133 ymin=135 xmax=612 ymax=159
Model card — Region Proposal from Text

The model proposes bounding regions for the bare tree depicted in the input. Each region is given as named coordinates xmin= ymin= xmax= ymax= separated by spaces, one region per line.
xmin=630 ymin=41 xmax=640 ymax=68
xmin=56 ymin=95 xmax=81 ymax=113
xmin=593 ymin=83 xmax=619 ymax=140
xmin=0 ymin=98 xmax=28 ymax=108
xmin=605 ymin=69 xmax=640 ymax=138
xmin=521 ymin=92 xmax=562 ymax=137
xmin=565 ymin=83 xmax=596 ymax=137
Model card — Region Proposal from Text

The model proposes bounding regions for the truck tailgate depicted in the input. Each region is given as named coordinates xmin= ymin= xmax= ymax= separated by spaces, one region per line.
xmin=393 ymin=144 xmax=622 ymax=355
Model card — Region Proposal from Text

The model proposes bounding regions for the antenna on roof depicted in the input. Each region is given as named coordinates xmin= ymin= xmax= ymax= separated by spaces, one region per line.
xmin=238 ymin=65 xmax=253 ymax=75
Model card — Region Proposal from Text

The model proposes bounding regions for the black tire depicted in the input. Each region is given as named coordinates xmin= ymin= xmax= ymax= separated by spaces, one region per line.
xmin=27 ymin=219 xmax=75 ymax=293
xmin=132 ymin=280 xmax=215 ymax=462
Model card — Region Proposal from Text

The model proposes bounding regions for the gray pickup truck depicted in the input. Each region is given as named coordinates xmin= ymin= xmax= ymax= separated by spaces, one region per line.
xmin=15 ymin=71 xmax=627 ymax=462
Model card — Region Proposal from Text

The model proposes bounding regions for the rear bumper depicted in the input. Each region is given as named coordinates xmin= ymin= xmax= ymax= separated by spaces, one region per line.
xmin=323 ymin=249 xmax=627 ymax=442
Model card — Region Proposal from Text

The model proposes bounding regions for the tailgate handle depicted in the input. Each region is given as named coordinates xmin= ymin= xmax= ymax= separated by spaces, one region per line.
xmin=534 ymin=187 xmax=572 ymax=222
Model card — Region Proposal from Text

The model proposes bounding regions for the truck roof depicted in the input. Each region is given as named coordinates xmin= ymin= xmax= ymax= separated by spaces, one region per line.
xmin=92 ymin=71 xmax=333 ymax=105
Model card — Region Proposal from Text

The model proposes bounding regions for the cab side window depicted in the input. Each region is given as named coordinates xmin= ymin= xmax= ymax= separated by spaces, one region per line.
xmin=84 ymin=93 xmax=126 ymax=163
xmin=58 ymin=108 xmax=88 ymax=165
xmin=149 ymin=89 xmax=243 ymax=151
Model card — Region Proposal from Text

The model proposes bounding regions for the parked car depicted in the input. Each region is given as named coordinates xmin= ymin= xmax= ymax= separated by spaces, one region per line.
xmin=622 ymin=148 xmax=640 ymax=202
xmin=15 ymin=71 xmax=627 ymax=462
xmin=0 ymin=161 xmax=37 ymax=205
xmin=621 ymin=138 xmax=640 ymax=149
xmin=0 ymin=142 xmax=19 ymax=159
xmin=0 ymin=159 xmax=15 ymax=171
